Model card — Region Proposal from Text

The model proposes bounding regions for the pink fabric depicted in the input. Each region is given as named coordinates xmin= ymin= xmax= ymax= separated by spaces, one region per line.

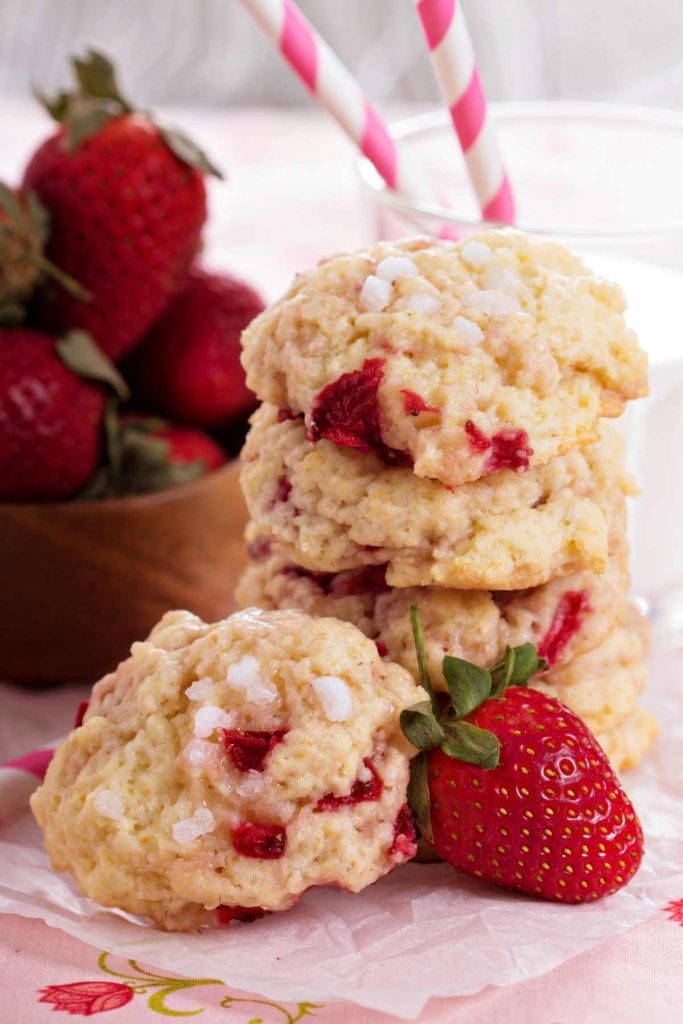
xmin=1 ymin=909 xmax=681 ymax=1022
xmin=482 ymin=173 xmax=516 ymax=222
xmin=448 ymin=67 xmax=486 ymax=152
xmin=281 ymin=0 xmax=317 ymax=93
xmin=416 ymin=0 xmax=456 ymax=51
xmin=361 ymin=100 xmax=399 ymax=190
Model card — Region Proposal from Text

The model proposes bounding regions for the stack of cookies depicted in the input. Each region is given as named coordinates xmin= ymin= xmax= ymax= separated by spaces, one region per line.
xmin=237 ymin=229 xmax=657 ymax=771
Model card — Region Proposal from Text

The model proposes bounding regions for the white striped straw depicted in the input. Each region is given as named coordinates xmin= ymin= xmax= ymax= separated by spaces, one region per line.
xmin=0 ymin=740 xmax=61 ymax=816
xmin=240 ymin=0 xmax=414 ymax=194
xmin=415 ymin=0 xmax=515 ymax=222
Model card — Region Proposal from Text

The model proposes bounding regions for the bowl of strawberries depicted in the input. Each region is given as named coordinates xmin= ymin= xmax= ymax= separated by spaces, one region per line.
xmin=0 ymin=53 xmax=259 ymax=685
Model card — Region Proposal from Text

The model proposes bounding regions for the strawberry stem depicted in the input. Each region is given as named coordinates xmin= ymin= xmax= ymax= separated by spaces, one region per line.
xmin=409 ymin=604 xmax=439 ymax=715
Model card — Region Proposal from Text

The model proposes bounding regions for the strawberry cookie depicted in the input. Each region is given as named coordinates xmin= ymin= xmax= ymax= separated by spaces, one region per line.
xmin=31 ymin=608 xmax=423 ymax=930
xmin=240 ymin=230 xmax=647 ymax=488
xmin=597 ymin=705 xmax=659 ymax=773
xmin=240 ymin=405 xmax=633 ymax=589
xmin=535 ymin=605 xmax=651 ymax=735
xmin=237 ymin=539 xmax=630 ymax=677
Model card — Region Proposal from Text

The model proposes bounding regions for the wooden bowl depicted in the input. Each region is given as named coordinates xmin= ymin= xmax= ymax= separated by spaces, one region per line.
xmin=0 ymin=462 xmax=248 ymax=686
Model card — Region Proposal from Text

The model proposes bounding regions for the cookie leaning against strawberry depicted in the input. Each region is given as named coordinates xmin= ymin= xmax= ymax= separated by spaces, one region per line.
xmin=402 ymin=606 xmax=644 ymax=903
xmin=23 ymin=50 xmax=220 ymax=360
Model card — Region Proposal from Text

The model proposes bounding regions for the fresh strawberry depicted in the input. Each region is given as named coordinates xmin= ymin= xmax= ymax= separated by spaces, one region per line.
xmin=145 ymin=420 xmax=226 ymax=473
xmin=0 ymin=185 xmax=46 ymax=320
xmin=81 ymin=413 xmax=226 ymax=499
xmin=401 ymin=607 xmax=644 ymax=903
xmin=0 ymin=184 xmax=88 ymax=324
xmin=0 ymin=328 xmax=105 ymax=500
xmin=23 ymin=50 xmax=220 ymax=360
xmin=124 ymin=268 xmax=264 ymax=429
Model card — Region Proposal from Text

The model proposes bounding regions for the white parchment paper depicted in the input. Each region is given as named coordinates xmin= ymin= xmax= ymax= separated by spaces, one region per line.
xmin=0 ymin=648 xmax=681 ymax=1019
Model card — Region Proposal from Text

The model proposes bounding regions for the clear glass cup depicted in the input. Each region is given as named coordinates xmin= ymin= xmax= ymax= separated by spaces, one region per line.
xmin=357 ymin=103 xmax=683 ymax=644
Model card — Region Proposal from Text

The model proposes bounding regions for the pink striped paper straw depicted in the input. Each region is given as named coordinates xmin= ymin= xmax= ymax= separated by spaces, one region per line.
xmin=239 ymin=0 xmax=412 ymax=193
xmin=0 ymin=741 xmax=60 ymax=817
xmin=416 ymin=0 xmax=515 ymax=222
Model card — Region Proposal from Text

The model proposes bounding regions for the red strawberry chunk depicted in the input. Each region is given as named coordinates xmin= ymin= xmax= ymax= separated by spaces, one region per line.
xmin=222 ymin=729 xmax=288 ymax=772
xmin=327 ymin=564 xmax=388 ymax=598
xmin=309 ymin=358 xmax=411 ymax=465
xmin=375 ymin=639 xmax=389 ymax=657
xmin=538 ymin=590 xmax=591 ymax=665
xmin=269 ymin=475 xmax=292 ymax=507
xmin=246 ymin=536 xmax=272 ymax=560
xmin=277 ymin=408 xmax=300 ymax=422
xmin=465 ymin=420 xmax=533 ymax=473
xmin=464 ymin=419 xmax=491 ymax=453
xmin=400 ymin=389 xmax=441 ymax=417
xmin=216 ymin=904 xmax=271 ymax=925
xmin=390 ymin=804 xmax=417 ymax=860
xmin=74 ymin=700 xmax=89 ymax=728
xmin=232 ymin=822 xmax=287 ymax=859
xmin=316 ymin=757 xmax=384 ymax=811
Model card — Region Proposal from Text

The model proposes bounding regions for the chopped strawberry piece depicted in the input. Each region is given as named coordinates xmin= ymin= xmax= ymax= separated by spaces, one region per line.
xmin=464 ymin=419 xmax=491 ymax=453
xmin=232 ymin=822 xmax=287 ymax=859
xmin=246 ymin=536 xmax=272 ymax=560
xmin=375 ymin=639 xmax=389 ymax=657
xmin=277 ymin=408 xmax=299 ymax=422
xmin=389 ymin=804 xmax=417 ymax=860
xmin=327 ymin=564 xmax=388 ymax=598
xmin=216 ymin=904 xmax=271 ymax=925
xmin=400 ymin=389 xmax=441 ymax=417
xmin=309 ymin=357 xmax=411 ymax=465
xmin=267 ymin=475 xmax=291 ymax=509
xmin=74 ymin=700 xmax=89 ymax=728
xmin=282 ymin=563 xmax=388 ymax=599
xmin=465 ymin=420 xmax=533 ymax=473
xmin=538 ymin=590 xmax=591 ymax=665
xmin=316 ymin=757 xmax=384 ymax=811
xmin=222 ymin=729 xmax=288 ymax=772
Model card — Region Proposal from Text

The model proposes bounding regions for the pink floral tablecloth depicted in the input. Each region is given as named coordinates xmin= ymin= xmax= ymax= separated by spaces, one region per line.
xmin=1 ymin=103 xmax=681 ymax=1022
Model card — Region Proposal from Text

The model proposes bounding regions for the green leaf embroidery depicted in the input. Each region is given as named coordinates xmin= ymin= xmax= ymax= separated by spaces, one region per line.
xmin=96 ymin=951 xmax=323 ymax=1020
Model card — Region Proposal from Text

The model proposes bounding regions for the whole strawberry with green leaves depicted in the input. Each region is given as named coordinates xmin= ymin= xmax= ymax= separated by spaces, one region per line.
xmin=402 ymin=607 xmax=644 ymax=903
xmin=23 ymin=50 xmax=220 ymax=360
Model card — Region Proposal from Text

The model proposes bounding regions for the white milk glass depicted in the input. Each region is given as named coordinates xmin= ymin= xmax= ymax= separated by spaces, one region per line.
xmin=357 ymin=104 xmax=683 ymax=645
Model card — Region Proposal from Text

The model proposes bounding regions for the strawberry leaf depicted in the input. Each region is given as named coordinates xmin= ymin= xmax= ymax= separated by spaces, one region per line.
xmin=489 ymin=647 xmax=515 ymax=696
xmin=409 ymin=604 xmax=439 ymax=715
xmin=400 ymin=702 xmax=445 ymax=751
xmin=56 ymin=331 xmax=129 ymax=400
xmin=441 ymin=721 xmax=500 ymax=770
xmin=0 ymin=182 xmax=23 ymax=223
xmin=407 ymin=751 xmax=433 ymax=844
xmin=160 ymin=127 xmax=223 ymax=179
xmin=72 ymin=50 xmax=130 ymax=107
xmin=65 ymin=96 xmax=124 ymax=152
xmin=441 ymin=656 xmax=492 ymax=718
xmin=509 ymin=642 xmax=546 ymax=685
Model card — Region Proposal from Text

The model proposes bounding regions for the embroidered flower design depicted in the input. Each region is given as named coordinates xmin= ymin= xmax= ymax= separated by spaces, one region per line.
xmin=38 ymin=981 xmax=134 ymax=1015
xmin=664 ymin=898 xmax=683 ymax=925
